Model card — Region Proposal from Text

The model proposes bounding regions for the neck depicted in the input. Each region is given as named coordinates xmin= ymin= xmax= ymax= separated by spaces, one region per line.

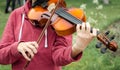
xmin=32 ymin=0 xmax=36 ymax=4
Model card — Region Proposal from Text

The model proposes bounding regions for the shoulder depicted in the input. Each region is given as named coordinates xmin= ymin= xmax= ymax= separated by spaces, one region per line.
xmin=8 ymin=6 xmax=25 ymax=23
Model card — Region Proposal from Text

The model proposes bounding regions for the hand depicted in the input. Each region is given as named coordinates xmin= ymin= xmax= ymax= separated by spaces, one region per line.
xmin=72 ymin=22 xmax=98 ymax=57
xmin=17 ymin=41 xmax=38 ymax=61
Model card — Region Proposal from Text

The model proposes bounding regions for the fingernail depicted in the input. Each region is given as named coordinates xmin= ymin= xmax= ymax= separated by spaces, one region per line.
xmin=28 ymin=58 xmax=31 ymax=61
xmin=35 ymin=51 xmax=37 ymax=54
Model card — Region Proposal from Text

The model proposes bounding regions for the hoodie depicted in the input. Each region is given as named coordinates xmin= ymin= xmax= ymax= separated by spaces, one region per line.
xmin=0 ymin=1 xmax=82 ymax=70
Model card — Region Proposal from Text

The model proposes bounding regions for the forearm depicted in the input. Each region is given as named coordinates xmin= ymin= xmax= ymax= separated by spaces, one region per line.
xmin=52 ymin=35 xmax=82 ymax=66
xmin=71 ymin=44 xmax=83 ymax=58
xmin=71 ymin=36 xmax=90 ymax=58
xmin=52 ymin=46 xmax=82 ymax=66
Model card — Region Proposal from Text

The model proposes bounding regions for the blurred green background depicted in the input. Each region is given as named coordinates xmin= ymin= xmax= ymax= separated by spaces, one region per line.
xmin=0 ymin=0 xmax=120 ymax=70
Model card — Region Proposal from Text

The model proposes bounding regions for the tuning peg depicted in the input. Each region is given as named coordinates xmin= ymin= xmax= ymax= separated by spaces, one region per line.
xmin=96 ymin=42 xmax=102 ymax=48
xmin=105 ymin=31 xmax=110 ymax=36
xmin=101 ymin=48 xmax=107 ymax=54
xmin=110 ymin=35 xmax=115 ymax=41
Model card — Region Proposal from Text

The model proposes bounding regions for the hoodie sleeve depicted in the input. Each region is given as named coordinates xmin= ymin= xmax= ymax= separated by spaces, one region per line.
xmin=0 ymin=11 xmax=22 ymax=64
xmin=52 ymin=35 xmax=82 ymax=66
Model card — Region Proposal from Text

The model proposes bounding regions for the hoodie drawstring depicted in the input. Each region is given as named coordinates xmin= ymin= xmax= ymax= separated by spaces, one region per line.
xmin=45 ymin=29 xmax=48 ymax=48
xmin=18 ymin=13 xmax=25 ymax=41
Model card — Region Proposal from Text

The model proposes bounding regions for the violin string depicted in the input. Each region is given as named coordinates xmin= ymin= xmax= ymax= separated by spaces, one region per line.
xmin=61 ymin=9 xmax=82 ymax=24
xmin=55 ymin=8 xmax=83 ymax=25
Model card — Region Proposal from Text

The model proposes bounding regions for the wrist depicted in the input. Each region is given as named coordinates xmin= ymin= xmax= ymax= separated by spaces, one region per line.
xmin=71 ymin=44 xmax=83 ymax=58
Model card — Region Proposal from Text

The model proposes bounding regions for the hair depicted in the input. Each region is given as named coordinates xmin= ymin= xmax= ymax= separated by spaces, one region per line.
xmin=32 ymin=0 xmax=49 ymax=7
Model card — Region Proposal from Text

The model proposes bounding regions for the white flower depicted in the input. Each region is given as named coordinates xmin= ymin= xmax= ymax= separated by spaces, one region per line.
xmin=80 ymin=4 xmax=87 ymax=10
xmin=93 ymin=0 xmax=99 ymax=5
xmin=96 ymin=5 xmax=103 ymax=10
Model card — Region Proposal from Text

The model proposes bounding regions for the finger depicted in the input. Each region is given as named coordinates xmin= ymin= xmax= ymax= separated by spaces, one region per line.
xmin=23 ymin=46 xmax=34 ymax=59
xmin=29 ymin=41 xmax=39 ymax=49
xmin=92 ymin=28 xmax=99 ymax=37
xmin=81 ymin=22 xmax=86 ymax=31
xmin=86 ymin=22 xmax=91 ymax=32
xmin=76 ymin=24 xmax=81 ymax=32
xmin=21 ymin=49 xmax=31 ymax=61
xmin=27 ymin=44 xmax=38 ymax=54
xmin=32 ymin=41 xmax=39 ymax=49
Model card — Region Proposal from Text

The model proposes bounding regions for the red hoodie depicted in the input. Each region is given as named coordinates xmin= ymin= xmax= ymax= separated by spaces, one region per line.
xmin=0 ymin=1 xmax=82 ymax=70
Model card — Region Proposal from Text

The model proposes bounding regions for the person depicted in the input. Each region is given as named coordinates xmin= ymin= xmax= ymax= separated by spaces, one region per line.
xmin=5 ymin=0 xmax=21 ymax=13
xmin=16 ymin=0 xmax=21 ymax=7
xmin=0 ymin=0 xmax=98 ymax=70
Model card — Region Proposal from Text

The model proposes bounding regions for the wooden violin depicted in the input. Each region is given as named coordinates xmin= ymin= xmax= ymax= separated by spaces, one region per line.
xmin=28 ymin=7 xmax=118 ymax=53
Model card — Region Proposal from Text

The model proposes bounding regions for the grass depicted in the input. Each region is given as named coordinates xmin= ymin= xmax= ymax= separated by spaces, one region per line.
xmin=0 ymin=0 xmax=120 ymax=70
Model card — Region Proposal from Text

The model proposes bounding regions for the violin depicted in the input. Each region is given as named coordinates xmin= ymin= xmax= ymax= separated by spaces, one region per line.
xmin=28 ymin=6 xmax=118 ymax=53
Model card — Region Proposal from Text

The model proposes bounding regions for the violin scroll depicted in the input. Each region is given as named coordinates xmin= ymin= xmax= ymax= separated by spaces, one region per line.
xmin=96 ymin=31 xmax=118 ymax=53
